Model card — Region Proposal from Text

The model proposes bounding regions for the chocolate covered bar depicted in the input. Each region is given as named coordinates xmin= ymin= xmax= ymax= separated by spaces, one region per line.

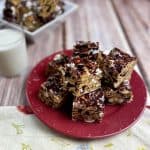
xmin=73 ymin=41 xmax=108 ymax=82
xmin=39 ymin=54 xmax=71 ymax=108
xmin=39 ymin=73 xmax=67 ymax=108
xmin=73 ymin=41 xmax=100 ymax=57
xmin=73 ymin=41 xmax=104 ymax=69
xmin=103 ymin=80 xmax=133 ymax=104
xmin=66 ymin=58 xmax=102 ymax=97
xmin=72 ymin=89 xmax=105 ymax=123
xmin=66 ymin=41 xmax=103 ymax=96
xmin=103 ymin=48 xmax=137 ymax=88
xmin=46 ymin=54 xmax=70 ymax=82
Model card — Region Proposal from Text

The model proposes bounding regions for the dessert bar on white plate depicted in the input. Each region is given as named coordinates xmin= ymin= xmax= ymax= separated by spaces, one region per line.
xmin=0 ymin=0 xmax=78 ymax=37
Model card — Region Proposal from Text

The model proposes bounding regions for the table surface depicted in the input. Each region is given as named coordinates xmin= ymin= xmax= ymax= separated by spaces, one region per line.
xmin=0 ymin=0 xmax=150 ymax=106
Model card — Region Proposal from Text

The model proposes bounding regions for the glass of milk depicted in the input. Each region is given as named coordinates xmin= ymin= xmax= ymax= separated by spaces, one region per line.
xmin=0 ymin=27 xmax=28 ymax=77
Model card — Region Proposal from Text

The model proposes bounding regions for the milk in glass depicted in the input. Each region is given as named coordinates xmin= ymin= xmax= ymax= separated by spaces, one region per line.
xmin=0 ymin=29 xmax=28 ymax=76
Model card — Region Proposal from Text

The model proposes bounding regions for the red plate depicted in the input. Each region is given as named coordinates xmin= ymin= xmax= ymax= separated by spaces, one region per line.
xmin=26 ymin=50 xmax=147 ymax=139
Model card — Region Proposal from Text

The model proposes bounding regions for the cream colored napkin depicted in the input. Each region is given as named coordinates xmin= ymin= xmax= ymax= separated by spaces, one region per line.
xmin=0 ymin=106 xmax=150 ymax=150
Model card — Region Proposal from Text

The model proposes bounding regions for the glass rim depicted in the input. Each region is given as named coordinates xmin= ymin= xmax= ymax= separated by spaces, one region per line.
xmin=0 ymin=28 xmax=25 ymax=46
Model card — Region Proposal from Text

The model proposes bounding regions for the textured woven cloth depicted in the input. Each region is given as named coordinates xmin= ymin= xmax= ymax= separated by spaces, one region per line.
xmin=0 ymin=106 xmax=150 ymax=150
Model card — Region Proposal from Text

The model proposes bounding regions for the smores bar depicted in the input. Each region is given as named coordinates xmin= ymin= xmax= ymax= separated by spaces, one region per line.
xmin=103 ymin=80 xmax=133 ymax=104
xmin=103 ymin=48 xmax=137 ymax=88
xmin=66 ymin=58 xmax=102 ymax=97
xmin=46 ymin=54 xmax=69 ymax=83
xmin=39 ymin=73 xmax=67 ymax=108
xmin=73 ymin=41 xmax=104 ymax=68
xmin=73 ymin=41 xmax=99 ymax=56
xmin=72 ymin=89 xmax=105 ymax=123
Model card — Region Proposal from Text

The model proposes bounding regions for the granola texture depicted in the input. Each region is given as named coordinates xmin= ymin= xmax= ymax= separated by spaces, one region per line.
xmin=103 ymin=48 xmax=137 ymax=88
xmin=38 ymin=41 xmax=137 ymax=123
xmin=39 ymin=73 xmax=67 ymax=108
xmin=67 ymin=41 xmax=103 ymax=97
xmin=103 ymin=80 xmax=133 ymax=104
xmin=46 ymin=54 xmax=69 ymax=77
xmin=66 ymin=60 xmax=102 ymax=97
xmin=72 ymin=89 xmax=105 ymax=123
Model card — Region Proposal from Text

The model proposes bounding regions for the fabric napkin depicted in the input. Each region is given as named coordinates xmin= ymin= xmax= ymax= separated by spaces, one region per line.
xmin=0 ymin=106 xmax=150 ymax=150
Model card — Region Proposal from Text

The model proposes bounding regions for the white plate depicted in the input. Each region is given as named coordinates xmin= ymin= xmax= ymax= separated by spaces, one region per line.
xmin=0 ymin=0 xmax=78 ymax=37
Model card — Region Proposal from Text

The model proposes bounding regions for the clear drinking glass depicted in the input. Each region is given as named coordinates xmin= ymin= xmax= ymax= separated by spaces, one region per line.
xmin=0 ymin=25 xmax=28 ymax=77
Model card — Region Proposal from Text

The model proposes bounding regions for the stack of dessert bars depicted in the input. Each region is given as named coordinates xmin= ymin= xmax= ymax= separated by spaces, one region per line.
xmin=39 ymin=41 xmax=137 ymax=123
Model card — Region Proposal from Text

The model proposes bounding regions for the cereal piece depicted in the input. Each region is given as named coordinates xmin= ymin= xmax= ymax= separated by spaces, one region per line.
xmin=103 ymin=48 xmax=137 ymax=88
xmin=72 ymin=89 xmax=105 ymax=123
